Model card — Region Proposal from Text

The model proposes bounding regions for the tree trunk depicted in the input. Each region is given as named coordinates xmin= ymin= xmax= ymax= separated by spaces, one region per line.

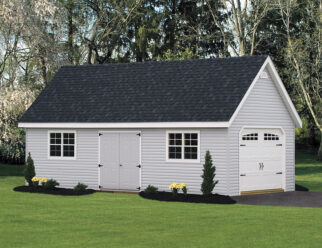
xmin=40 ymin=56 xmax=47 ymax=85
xmin=318 ymin=129 xmax=322 ymax=161
xmin=67 ymin=1 xmax=74 ymax=64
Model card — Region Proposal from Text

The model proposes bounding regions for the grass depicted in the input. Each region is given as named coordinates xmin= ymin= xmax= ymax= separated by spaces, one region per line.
xmin=295 ymin=152 xmax=322 ymax=192
xmin=0 ymin=152 xmax=322 ymax=248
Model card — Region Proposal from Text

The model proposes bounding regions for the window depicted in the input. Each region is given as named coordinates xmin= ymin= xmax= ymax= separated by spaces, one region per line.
xmin=49 ymin=131 xmax=76 ymax=158
xmin=167 ymin=131 xmax=199 ymax=161
xmin=264 ymin=133 xmax=279 ymax=141
xmin=242 ymin=133 xmax=258 ymax=140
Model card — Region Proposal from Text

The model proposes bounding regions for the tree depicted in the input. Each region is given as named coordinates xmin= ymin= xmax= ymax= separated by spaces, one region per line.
xmin=206 ymin=0 xmax=272 ymax=56
xmin=277 ymin=0 xmax=321 ymax=160
xmin=201 ymin=150 xmax=218 ymax=195
xmin=24 ymin=153 xmax=35 ymax=186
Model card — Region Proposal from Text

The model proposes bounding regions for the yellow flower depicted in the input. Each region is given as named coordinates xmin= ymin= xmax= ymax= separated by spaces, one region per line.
xmin=38 ymin=178 xmax=47 ymax=183
xmin=169 ymin=182 xmax=179 ymax=189
xmin=32 ymin=177 xmax=39 ymax=182
xmin=179 ymin=183 xmax=187 ymax=189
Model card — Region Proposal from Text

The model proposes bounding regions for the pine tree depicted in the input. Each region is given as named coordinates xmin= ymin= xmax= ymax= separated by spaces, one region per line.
xmin=24 ymin=152 xmax=35 ymax=186
xmin=201 ymin=150 xmax=218 ymax=195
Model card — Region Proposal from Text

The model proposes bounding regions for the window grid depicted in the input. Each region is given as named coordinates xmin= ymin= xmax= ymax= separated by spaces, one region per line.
xmin=242 ymin=133 xmax=258 ymax=140
xmin=49 ymin=132 xmax=75 ymax=158
xmin=264 ymin=133 xmax=279 ymax=141
xmin=168 ymin=132 xmax=198 ymax=161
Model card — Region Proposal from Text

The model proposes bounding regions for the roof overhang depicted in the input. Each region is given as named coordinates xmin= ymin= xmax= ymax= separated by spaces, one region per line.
xmin=228 ymin=56 xmax=302 ymax=128
xmin=18 ymin=122 xmax=230 ymax=129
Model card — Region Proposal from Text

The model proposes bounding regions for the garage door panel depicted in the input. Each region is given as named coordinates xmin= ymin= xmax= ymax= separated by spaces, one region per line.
xmin=240 ymin=174 xmax=283 ymax=191
xmin=239 ymin=128 xmax=284 ymax=193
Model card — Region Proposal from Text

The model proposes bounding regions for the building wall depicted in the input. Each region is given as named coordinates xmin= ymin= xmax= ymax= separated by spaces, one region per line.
xmin=141 ymin=128 xmax=228 ymax=194
xmin=26 ymin=129 xmax=99 ymax=189
xmin=227 ymin=68 xmax=296 ymax=195
xmin=26 ymin=128 xmax=229 ymax=194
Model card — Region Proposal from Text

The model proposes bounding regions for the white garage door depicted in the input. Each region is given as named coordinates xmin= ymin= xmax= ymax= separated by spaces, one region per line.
xmin=99 ymin=132 xmax=140 ymax=190
xmin=239 ymin=128 xmax=284 ymax=193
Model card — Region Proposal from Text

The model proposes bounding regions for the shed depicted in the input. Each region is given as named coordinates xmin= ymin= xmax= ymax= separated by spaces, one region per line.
xmin=19 ymin=56 xmax=302 ymax=195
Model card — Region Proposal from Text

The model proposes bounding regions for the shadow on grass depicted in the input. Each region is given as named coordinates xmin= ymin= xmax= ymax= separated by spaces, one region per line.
xmin=0 ymin=164 xmax=24 ymax=177
xmin=296 ymin=165 xmax=322 ymax=176
xmin=295 ymin=184 xmax=309 ymax=191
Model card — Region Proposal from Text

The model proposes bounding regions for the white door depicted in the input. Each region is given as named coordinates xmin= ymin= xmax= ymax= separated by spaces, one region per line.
xmin=99 ymin=132 xmax=140 ymax=190
xmin=239 ymin=128 xmax=284 ymax=192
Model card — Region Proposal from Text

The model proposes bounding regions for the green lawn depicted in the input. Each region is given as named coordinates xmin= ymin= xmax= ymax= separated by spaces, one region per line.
xmin=0 ymin=152 xmax=322 ymax=248
xmin=295 ymin=152 xmax=322 ymax=192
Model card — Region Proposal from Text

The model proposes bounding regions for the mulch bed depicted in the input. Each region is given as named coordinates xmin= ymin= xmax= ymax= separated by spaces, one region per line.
xmin=13 ymin=186 xmax=95 ymax=196
xmin=139 ymin=191 xmax=236 ymax=204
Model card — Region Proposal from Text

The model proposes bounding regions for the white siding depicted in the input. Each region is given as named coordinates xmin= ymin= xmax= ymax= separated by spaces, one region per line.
xmin=228 ymin=68 xmax=295 ymax=195
xmin=26 ymin=128 xmax=228 ymax=194
xmin=26 ymin=129 xmax=99 ymax=189
xmin=141 ymin=129 xmax=228 ymax=195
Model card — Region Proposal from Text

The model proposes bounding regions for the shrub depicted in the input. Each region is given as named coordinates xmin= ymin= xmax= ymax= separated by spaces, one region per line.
xmin=44 ymin=179 xmax=59 ymax=190
xmin=74 ymin=182 xmax=88 ymax=194
xmin=24 ymin=153 xmax=35 ymax=186
xmin=144 ymin=185 xmax=158 ymax=194
xmin=32 ymin=177 xmax=47 ymax=187
xmin=201 ymin=150 xmax=218 ymax=195
xmin=179 ymin=183 xmax=188 ymax=196
xmin=169 ymin=182 xmax=179 ymax=196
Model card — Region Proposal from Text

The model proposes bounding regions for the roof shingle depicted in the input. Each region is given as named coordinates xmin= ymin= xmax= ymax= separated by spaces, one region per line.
xmin=20 ymin=55 xmax=268 ymax=123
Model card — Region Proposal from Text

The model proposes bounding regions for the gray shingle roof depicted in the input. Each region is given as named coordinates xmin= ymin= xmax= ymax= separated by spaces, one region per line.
xmin=20 ymin=55 xmax=268 ymax=123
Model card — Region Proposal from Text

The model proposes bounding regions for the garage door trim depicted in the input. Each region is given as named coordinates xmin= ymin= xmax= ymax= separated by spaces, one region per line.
xmin=98 ymin=130 xmax=142 ymax=190
xmin=238 ymin=126 xmax=286 ymax=195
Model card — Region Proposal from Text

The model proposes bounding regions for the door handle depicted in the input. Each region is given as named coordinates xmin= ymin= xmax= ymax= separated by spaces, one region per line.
xmin=276 ymin=172 xmax=283 ymax=174
xmin=240 ymin=174 xmax=246 ymax=176
xmin=119 ymin=164 xmax=123 ymax=167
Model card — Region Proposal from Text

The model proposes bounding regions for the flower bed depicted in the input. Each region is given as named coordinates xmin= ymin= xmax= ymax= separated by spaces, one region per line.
xmin=13 ymin=186 xmax=95 ymax=196
xmin=139 ymin=191 xmax=236 ymax=204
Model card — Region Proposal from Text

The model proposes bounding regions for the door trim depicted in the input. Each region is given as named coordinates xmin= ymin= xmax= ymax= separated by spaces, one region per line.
xmin=238 ymin=126 xmax=286 ymax=195
xmin=98 ymin=130 xmax=142 ymax=190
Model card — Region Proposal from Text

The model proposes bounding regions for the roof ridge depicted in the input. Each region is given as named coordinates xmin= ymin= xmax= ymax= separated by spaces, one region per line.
xmin=61 ymin=55 xmax=269 ymax=68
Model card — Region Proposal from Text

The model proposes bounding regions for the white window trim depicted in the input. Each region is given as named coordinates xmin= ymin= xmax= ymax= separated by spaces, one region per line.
xmin=166 ymin=130 xmax=200 ymax=163
xmin=48 ymin=130 xmax=77 ymax=160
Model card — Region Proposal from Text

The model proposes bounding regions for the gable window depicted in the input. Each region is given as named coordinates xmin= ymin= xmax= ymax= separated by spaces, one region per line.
xmin=49 ymin=131 xmax=76 ymax=158
xmin=167 ymin=131 xmax=199 ymax=162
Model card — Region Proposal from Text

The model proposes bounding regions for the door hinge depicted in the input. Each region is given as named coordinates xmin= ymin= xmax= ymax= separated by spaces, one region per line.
xmin=99 ymin=133 xmax=103 ymax=136
xmin=240 ymin=144 xmax=246 ymax=146
xmin=276 ymin=144 xmax=283 ymax=146
xmin=98 ymin=164 xmax=103 ymax=167
xmin=136 ymin=187 xmax=141 ymax=190
xmin=136 ymin=164 xmax=141 ymax=168
xmin=136 ymin=133 xmax=141 ymax=136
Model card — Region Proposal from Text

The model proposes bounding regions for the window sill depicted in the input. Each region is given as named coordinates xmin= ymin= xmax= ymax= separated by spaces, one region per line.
xmin=166 ymin=159 xmax=200 ymax=164
xmin=48 ymin=156 xmax=77 ymax=160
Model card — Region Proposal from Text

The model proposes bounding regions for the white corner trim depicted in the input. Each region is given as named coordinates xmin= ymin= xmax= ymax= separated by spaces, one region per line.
xmin=228 ymin=56 xmax=302 ymax=128
xmin=18 ymin=122 xmax=230 ymax=128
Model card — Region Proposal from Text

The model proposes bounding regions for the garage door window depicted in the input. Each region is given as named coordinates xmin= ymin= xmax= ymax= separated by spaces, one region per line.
xmin=264 ymin=133 xmax=279 ymax=140
xmin=49 ymin=131 xmax=76 ymax=159
xmin=167 ymin=131 xmax=199 ymax=162
xmin=242 ymin=133 xmax=258 ymax=140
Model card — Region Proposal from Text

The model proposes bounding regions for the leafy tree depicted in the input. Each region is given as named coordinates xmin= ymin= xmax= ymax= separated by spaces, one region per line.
xmin=24 ymin=153 xmax=35 ymax=186
xmin=201 ymin=150 xmax=218 ymax=195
